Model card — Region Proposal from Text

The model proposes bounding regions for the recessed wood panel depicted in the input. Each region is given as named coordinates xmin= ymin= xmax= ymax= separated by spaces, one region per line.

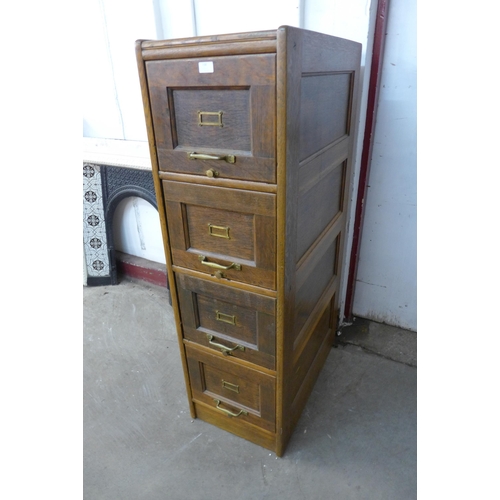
xmin=294 ymin=236 xmax=338 ymax=340
xmin=299 ymin=73 xmax=352 ymax=161
xmin=170 ymin=88 xmax=251 ymax=151
xmin=292 ymin=301 xmax=332 ymax=396
xmin=185 ymin=205 xmax=255 ymax=261
xmin=203 ymin=364 xmax=261 ymax=410
xmin=296 ymin=160 xmax=346 ymax=261
xmin=196 ymin=295 xmax=258 ymax=345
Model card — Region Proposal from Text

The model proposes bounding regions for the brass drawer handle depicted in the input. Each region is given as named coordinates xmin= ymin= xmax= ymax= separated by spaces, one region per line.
xmin=188 ymin=152 xmax=236 ymax=164
xmin=198 ymin=255 xmax=241 ymax=271
xmin=206 ymin=334 xmax=245 ymax=355
xmin=213 ymin=399 xmax=248 ymax=418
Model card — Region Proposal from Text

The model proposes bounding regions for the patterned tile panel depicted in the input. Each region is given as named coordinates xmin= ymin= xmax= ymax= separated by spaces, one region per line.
xmin=83 ymin=164 xmax=110 ymax=277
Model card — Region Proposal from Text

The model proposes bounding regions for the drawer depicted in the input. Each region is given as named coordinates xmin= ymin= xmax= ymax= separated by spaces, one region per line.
xmin=164 ymin=180 xmax=276 ymax=290
xmin=146 ymin=54 xmax=276 ymax=183
xmin=176 ymin=273 xmax=276 ymax=370
xmin=185 ymin=344 xmax=275 ymax=432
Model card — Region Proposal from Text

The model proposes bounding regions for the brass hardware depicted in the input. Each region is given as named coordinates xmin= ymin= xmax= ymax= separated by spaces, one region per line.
xmin=208 ymin=224 xmax=230 ymax=239
xmin=198 ymin=110 xmax=223 ymax=127
xmin=213 ymin=399 xmax=248 ymax=418
xmin=222 ymin=380 xmax=240 ymax=393
xmin=206 ymin=334 xmax=245 ymax=355
xmin=198 ymin=255 xmax=241 ymax=271
xmin=206 ymin=168 xmax=218 ymax=178
xmin=216 ymin=311 xmax=236 ymax=325
xmin=188 ymin=152 xmax=236 ymax=164
xmin=214 ymin=271 xmax=224 ymax=279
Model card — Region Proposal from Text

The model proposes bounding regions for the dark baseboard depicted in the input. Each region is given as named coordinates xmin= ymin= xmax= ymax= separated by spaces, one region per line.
xmin=115 ymin=251 xmax=168 ymax=289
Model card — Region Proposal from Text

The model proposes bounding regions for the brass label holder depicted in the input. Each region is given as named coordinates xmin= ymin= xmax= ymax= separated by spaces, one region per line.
xmin=222 ymin=380 xmax=240 ymax=393
xmin=208 ymin=223 xmax=230 ymax=239
xmin=216 ymin=310 xmax=236 ymax=325
xmin=198 ymin=110 xmax=223 ymax=127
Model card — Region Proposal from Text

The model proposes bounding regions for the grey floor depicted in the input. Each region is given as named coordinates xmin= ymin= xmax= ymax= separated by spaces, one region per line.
xmin=83 ymin=277 xmax=417 ymax=500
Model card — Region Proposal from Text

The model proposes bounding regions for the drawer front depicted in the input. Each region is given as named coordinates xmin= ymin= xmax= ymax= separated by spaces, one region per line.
xmin=146 ymin=54 xmax=276 ymax=183
xmin=164 ymin=181 xmax=276 ymax=290
xmin=176 ymin=273 xmax=276 ymax=370
xmin=185 ymin=344 xmax=275 ymax=432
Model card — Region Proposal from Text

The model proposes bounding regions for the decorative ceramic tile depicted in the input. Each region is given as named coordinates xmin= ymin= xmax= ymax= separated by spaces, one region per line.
xmin=83 ymin=164 xmax=110 ymax=277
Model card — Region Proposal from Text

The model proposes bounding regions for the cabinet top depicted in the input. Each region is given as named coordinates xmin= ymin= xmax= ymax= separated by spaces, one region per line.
xmin=139 ymin=29 xmax=278 ymax=50
xmin=137 ymin=28 xmax=281 ymax=61
xmin=136 ymin=26 xmax=360 ymax=61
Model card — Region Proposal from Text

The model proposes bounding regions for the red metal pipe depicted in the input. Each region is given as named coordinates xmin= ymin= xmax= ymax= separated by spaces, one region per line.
xmin=344 ymin=0 xmax=390 ymax=320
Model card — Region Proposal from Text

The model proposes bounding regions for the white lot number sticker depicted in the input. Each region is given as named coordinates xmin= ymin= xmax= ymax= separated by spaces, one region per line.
xmin=198 ymin=61 xmax=214 ymax=73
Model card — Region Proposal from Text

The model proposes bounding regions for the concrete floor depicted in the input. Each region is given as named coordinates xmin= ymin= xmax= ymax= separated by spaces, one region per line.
xmin=83 ymin=277 xmax=417 ymax=500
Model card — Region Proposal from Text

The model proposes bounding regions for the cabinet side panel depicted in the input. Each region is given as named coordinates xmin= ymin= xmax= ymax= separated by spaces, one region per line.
xmin=298 ymin=30 xmax=363 ymax=330
xmin=295 ymin=31 xmax=361 ymax=338
xmin=276 ymin=27 xmax=362 ymax=456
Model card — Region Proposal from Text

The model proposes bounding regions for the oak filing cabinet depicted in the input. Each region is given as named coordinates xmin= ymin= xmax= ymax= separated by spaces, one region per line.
xmin=136 ymin=26 xmax=361 ymax=456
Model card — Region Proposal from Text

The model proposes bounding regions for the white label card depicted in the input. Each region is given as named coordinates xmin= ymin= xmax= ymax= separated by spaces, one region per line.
xmin=198 ymin=61 xmax=214 ymax=73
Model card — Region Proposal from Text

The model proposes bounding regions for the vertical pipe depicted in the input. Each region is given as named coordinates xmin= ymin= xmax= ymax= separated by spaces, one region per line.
xmin=344 ymin=0 xmax=390 ymax=320
xmin=191 ymin=0 xmax=198 ymax=36
xmin=298 ymin=0 xmax=306 ymax=29
xmin=151 ymin=0 xmax=165 ymax=40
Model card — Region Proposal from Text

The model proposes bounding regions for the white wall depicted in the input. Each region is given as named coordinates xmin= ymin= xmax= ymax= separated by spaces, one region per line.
xmin=82 ymin=0 xmax=159 ymax=140
xmin=193 ymin=0 xmax=300 ymax=35
xmin=352 ymin=0 xmax=417 ymax=331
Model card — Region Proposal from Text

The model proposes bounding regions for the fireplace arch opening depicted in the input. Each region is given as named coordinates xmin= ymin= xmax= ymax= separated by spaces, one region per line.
xmin=105 ymin=181 xmax=168 ymax=289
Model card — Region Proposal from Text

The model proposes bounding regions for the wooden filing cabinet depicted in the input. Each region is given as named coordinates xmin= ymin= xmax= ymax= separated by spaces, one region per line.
xmin=136 ymin=26 xmax=361 ymax=456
